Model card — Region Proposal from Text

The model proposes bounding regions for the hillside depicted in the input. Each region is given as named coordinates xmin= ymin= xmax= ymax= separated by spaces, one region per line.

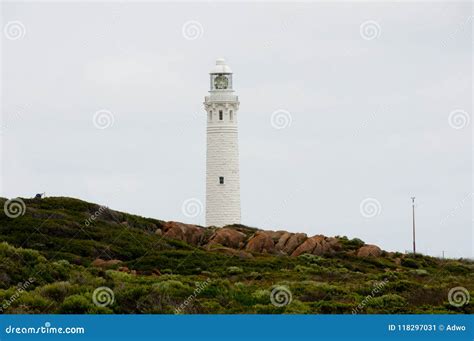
xmin=0 ymin=196 xmax=472 ymax=314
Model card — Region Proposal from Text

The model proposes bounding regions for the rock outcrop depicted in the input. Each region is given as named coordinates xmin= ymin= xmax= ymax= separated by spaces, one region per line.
xmin=154 ymin=221 xmax=383 ymax=259
xmin=275 ymin=232 xmax=307 ymax=254
xmin=161 ymin=221 xmax=204 ymax=246
xmin=207 ymin=228 xmax=247 ymax=249
xmin=356 ymin=244 xmax=382 ymax=257
xmin=245 ymin=231 xmax=275 ymax=254
xmin=291 ymin=235 xmax=341 ymax=257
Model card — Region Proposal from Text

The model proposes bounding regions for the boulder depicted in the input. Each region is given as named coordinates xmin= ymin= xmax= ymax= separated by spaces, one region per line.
xmin=276 ymin=232 xmax=291 ymax=248
xmin=162 ymin=221 xmax=204 ymax=245
xmin=356 ymin=245 xmax=382 ymax=257
xmin=265 ymin=231 xmax=287 ymax=241
xmin=291 ymin=236 xmax=319 ymax=257
xmin=245 ymin=231 xmax=275 ymax=253
xmin=276 ymin=232 xmax=307 ymax=255
xmin=291 ymin=235 xmax=341 ymax=257
xmin=207 ymin=228 xmax=247 ymax=249
xmin=118 ymin=266 xmax=130 ymax=273
xmin=326 ymin=237 xmax=342 ymax=251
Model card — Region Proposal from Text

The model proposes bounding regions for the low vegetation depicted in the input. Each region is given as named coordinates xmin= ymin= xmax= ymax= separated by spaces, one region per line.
xmin=0 ymin=197 xmax=472 ymax=314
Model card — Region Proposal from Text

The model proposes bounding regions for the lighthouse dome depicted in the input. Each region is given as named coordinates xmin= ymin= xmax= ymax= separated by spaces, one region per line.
xmin=210 ymin=58 xmax=232 ymax=74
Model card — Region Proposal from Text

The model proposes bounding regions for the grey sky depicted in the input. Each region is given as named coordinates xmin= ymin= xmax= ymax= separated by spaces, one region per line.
xmin=1 ymin=1 xmax=472 ymax=258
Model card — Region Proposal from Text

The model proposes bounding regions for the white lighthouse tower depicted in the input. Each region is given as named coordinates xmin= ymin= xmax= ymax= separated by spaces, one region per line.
xmin=204 ymin=58 xmax=241 ymax=227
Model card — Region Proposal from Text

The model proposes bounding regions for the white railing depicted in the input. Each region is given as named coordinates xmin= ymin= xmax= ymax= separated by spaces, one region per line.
xmin=205 ymin=93 xmax=239 ymax=103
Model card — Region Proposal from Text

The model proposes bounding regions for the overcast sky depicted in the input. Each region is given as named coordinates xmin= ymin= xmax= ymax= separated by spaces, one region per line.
xmin=1 ymin=1 xmax=472 ymax=258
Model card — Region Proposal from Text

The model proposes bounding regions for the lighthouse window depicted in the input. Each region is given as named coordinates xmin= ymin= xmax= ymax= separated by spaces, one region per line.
xmin=219 ymin=110 xmax=223 ymax=121
xmin=230 ymin=110 xmax=233 ymax=121
xmin=219 ymin=177 xmax=224 ymax=184
xmin=209 ymin=111 xmax=212 ymax=121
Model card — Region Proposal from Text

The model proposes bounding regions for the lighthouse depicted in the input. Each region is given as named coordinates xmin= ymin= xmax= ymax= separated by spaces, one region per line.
xmin=204 ymin=58 xmax=241 ymax=227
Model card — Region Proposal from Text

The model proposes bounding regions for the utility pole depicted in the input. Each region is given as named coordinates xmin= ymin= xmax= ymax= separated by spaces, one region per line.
xmin=411 ymin=197 xmax=416 ymax=255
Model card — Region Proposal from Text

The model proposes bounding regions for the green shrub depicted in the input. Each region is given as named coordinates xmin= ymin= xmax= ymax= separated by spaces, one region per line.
xmin=298 ymin=254 xmax=324 ymax=264
xmin=337 ymin=236 xmax=365 ymax=251
xmin=251 ymin=289 xmax=270 ymax=304
xmin=200 ymin=299 xmax=223 ymax=313
xmin=316 ymin=301 xmax=354 ymax=314
xmin=294 ymin=265 xmax=312 ymax=273
xmin=366 ymin=294 xmax=407 ymax=313
xmin=252 ymin=303 xmax=285 ymax=314
xmin=405 ymin=286 xmax=446 ymax=307
xmin=226 ymin=266 xmax=244 ymax=275
xmin=7 ymin=292 xmax=52 ymax=313
xmin=231 ymin=286 xmax=259 ymax=306
xmin=246 ymin=271 xmax=263 ymax=280
xmin=284 ymin=299 xmax=311 ymax=314
xmin=387 ymin=280 xmax=423 ymax=293
xmin=199 ymin=279 xmax=231 ymax=299
xmin=40 ymin=282 xmax=73 ymax=302
xmin=59 ymin=295 xmax=94 ymax=314
xmin=135 ymin=289 xmax=174 ymax=314
xmin=401 ymin=258 xmax=420 ymax=269
xmin=114 ymin=286 xmax=149 ymax=313
xmin=153 ymin=280 xmax=192 ymax=297
xmin=445 ymin=263 xmax=470 ymax=275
